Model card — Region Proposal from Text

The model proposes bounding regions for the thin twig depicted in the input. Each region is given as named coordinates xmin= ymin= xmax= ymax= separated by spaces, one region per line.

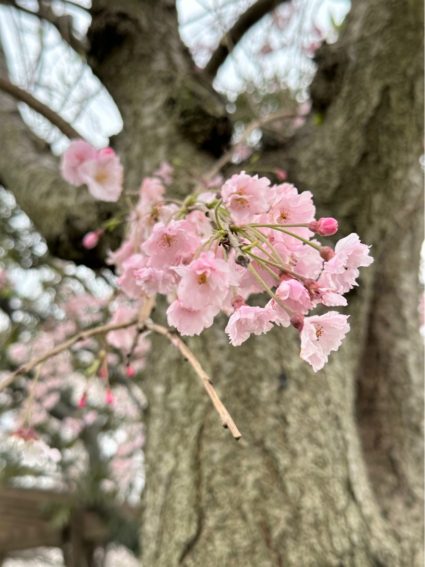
xmin=0 ymin=0 xmax=87 ymax=55
xmin=0 ymin=318 xmax=138 ymax=392
xmin=0 ymin=76 xmax=83 ymax=139
xmin=146 ymin=320 xmax=242 ymax=440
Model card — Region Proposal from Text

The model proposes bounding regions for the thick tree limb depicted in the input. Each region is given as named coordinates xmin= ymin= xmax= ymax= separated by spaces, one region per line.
xmin=0 ymin=0 xmax=87 ymax=56
xmin=205 ymin=0 xmax=288 ymax=78
xmin=0 ymin=76 xmax=82 ymax=139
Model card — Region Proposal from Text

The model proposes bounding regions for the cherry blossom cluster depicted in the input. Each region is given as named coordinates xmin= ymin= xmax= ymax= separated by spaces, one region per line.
xmin=4 ymin=289 xmax=147 ymax=498
xmin=61 ymin=140 xmax=373 ymax=372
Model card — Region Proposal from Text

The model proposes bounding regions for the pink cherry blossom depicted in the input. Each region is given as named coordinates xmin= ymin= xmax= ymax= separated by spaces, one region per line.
xmin=117 ymin=254 xmax=146 ymax=299
xmin=79 ymin=149 xmax=123 ymax=202
xmin=139 ymin=177 xmax=165 ymax=205
xmin=269 ymin=183 xmax=315 ymax=227
xmin=107 ymin=239 xmax=136 ymax=271
xmin=221 ymin=172 xmax=271 ymax=223
xmin=225 ymin=305 xmax=275 ymax=346
xmin=134 ymin=266 xmax=177 ymax=295
xmin=176 ymin=251 xmax=233 ymax=310
xmin=142 ymin=220 xmax=200 ymax=268
xmin=153 ymin=161 xmax=174 ymax=184
xmin=300 ymin=312 xmax=350 ymax=372
xmin=319 ymin=233 xmax=373 ymax=293
xmin=167 ymin=299 xmax=217 ymax=336
xmin=274 ymin=279 xmax=311 ymax=316
xmin=106 ymin=304 xmax=138 ymax=352
xmin=60 ymin=139 xmax=97 ymax=186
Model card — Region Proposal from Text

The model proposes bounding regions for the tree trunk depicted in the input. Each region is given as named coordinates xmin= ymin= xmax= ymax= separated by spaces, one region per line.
xmin=135 ymin=1 xmax=423 ymax=565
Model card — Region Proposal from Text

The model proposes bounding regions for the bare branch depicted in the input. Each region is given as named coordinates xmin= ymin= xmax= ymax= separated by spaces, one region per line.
xmin=0 ymin=0 xmax=87 ymax=56
xmin=0 ymin=76 xmax=82 ymax=139
xmin=0 ymin=318 xmax=139 ymax=392
xmin=146 ymin=320 xmax=242 ymax=440
xmin=205 ymin=0 xmax=288 ymax=79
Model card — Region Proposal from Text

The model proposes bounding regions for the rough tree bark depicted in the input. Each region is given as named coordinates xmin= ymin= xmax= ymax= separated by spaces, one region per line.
xmin=0 ymin=0 xmax=423 ymax=565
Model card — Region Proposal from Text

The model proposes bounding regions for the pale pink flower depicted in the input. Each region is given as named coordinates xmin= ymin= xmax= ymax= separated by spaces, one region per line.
xmin=185 ymin=210 xmax=213 ymax=239
xmin=269 ymin=183 xmax=315 ymax=227
xmin=221 ymin=172 xmax=271 ymax=223
xmin=225 ymin=305 xmax=275 ymax=346
xmin=273 ymin=279 xmax=311 ymax=318
xmin=60 ymin=139 xmax=97 ymax=186
xmin=300 ymin=312 xmax=350 ymax=372
xmin=107 ymin=240 xmax=135 ymax=271
xmin=167 ymin=300 xmax=216 ymax=336
xmin=142 ymin=220 xmax=200 ymax=268
xmin=153 ymin=162 xmax=174 ymax=185
xmin=82 ymin=229 xmax=103 ymax=249
xmin=291 ymin=244 xmax=323 ymax=280
xmin=134 ymin=266 xmax=177 ymax=295
xmin=176 ymin=251 xmax=232 ymax=310
xmin=319 ymin=233 xmax=373 ymax=293
xmin=117 ymin=254 xmax=146 ymax=299
xmin=138 ymin=177 xmax=165 ymax=205
xmin=107 ymin=304 xmax=138 ymax=352
xmin=79 ymin=148 xmax=123 ymax=202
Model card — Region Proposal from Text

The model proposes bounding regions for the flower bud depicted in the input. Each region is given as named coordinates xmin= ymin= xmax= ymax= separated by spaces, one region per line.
xmin=275 ymin=168 xmax=288 ymax=181
xmin=78 ymin=392 xmax=88 ymax=408
xmin=309 ymin=217 xmax=338 ymax=236
xmin=82 ymin=230 xmax=103 ymax=249
xmin=290 ymin=314 xmax=304 ymax=332
xmin=125 ymin=365 xmax=136 ymax=378
xmin=105 ymin=389 xmax=114 ymax=405
xmin=320 ymin=246 xmax=335 ymax=261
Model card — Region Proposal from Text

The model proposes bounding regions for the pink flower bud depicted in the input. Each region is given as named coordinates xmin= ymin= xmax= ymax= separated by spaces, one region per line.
xmin=309 ymin=217 xmax=338 ymax=236
xmin=290 ymin=314 xmax=304 ymax=332
xmin=125 ymin=365 xmax=136 ymax=378
xmin=78 ymin=392 xmax=88 ymax=408
xmin=320 ymin=246 xmax=335 ymax=261
xmin=231 ymin=296 xmax=245 ymax=310
xmin=275 ymin=168 xmax=288 ymax=181
xmin=105 ymin=389 xmax=114 ymax=405
xmin=82 ymin=230 xmax=103 ymax=249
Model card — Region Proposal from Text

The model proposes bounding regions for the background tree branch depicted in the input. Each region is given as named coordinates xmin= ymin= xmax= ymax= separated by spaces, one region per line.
xmin=205 ymin=0 xmax=289 ymax=79
xmin=0 ymin=76 xmax=83 ymax=139
xmin=0 ymin=0 xmax=87 ymax=56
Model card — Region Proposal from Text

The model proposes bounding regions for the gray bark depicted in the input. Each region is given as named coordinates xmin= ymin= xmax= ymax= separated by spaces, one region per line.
xmin=0 ymin=0 xmax=423 ymax=565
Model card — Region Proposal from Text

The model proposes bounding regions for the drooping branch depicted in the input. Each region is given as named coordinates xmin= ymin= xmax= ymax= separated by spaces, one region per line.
xmin=205 ymin=0 xmax=288 ymax=79
xmin=146 ymin=320 xmax=242 ymax=440
xmin=0 ymin=76 xmax=83 ymax=139
xmin=0 ymin=0 xmax=87 ymax=56
xmin=0 ymin=317 xmax=139 ymax=392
